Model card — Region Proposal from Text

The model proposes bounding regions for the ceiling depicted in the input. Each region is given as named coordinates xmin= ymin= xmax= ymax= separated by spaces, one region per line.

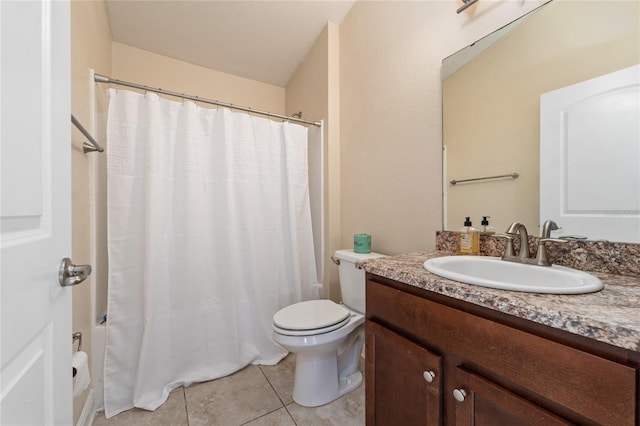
xmin=105 ymin=1 xmax=357 ymax=87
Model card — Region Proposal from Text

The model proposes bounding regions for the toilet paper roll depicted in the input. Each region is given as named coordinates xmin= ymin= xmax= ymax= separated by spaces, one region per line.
xmin=72 ymin=351 xmax=90 ymax=397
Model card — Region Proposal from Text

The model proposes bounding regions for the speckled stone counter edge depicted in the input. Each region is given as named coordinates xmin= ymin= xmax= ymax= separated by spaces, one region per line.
xmin=359 ymin=251 xmax=640 ymax=352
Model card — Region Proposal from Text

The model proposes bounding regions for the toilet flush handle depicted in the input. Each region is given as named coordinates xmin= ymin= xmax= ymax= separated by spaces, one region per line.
xmin=331 ymin=256 xmax=340 ymax=266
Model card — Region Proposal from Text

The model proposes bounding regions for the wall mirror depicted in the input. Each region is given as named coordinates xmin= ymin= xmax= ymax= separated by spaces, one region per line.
xmin=442 ymin=0 xmax=639 ymax=243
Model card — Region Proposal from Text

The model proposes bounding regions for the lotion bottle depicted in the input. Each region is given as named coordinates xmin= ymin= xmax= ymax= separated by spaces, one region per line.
xmin=480 ymin=216 xmax=496 ymax=235
xmin=458 ymin=217 xmax=480 ymax=255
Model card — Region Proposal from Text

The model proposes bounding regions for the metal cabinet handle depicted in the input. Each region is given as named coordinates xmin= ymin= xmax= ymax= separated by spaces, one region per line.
xmin=423 ymin=370 xmax=436 ymax=383
xmin=453 ymin=388 xmax=467 ymax=402
xmin=59 ymin=258 xmax=92 ymax=287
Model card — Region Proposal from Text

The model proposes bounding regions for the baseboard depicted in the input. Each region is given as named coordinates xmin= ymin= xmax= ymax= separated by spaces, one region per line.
xmin=76 ymin=388 xmax=96 ymax=426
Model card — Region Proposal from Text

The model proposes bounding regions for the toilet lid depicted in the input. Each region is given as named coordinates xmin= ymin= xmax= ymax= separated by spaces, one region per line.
xmin=273 ymin=300 xmax=351 ymax=332
xmin=272 ymin=316 xmax=351 ymax=337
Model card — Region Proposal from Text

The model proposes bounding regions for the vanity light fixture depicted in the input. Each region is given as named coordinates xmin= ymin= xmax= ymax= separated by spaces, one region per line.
xmin=457 ymin=0 xmax=479 ymax=14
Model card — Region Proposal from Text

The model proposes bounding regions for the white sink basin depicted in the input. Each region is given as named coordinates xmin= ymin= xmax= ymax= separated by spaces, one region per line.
xmin=423 ymin=256 xmax=603 ymax=294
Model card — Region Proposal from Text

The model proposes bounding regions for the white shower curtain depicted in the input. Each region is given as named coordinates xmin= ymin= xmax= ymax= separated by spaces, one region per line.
xmin=103 ymin=88 xmax=318 ymax=418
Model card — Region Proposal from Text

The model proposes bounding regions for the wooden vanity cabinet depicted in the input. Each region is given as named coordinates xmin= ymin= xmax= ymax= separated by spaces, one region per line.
xmin=365 ymin=275 xmax=639 ymax=426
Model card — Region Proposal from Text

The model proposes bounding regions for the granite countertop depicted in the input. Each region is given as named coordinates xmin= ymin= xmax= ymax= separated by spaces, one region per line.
xmin=358 ymin=251 xmax=640 ymax=352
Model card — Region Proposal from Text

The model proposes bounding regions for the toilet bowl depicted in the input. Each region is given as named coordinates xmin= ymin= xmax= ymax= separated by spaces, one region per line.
xmin=272 ymin=249 xmax=385 ymax=407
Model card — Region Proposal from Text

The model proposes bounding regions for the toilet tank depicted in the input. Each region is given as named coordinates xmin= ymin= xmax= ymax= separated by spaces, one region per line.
xmin=335 ymin=249 xmax=386 ymax=313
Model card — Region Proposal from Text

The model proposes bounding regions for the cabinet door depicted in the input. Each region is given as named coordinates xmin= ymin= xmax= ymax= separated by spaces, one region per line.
xmin=366 ymin=320 xmax=442 ymax=426
xmin=452 ymin=368 xmax=574 ymax=426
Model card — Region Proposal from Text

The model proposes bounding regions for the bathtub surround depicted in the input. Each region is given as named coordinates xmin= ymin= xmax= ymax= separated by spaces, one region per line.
xmin=104 ymin=89 xmax=318 ymax=418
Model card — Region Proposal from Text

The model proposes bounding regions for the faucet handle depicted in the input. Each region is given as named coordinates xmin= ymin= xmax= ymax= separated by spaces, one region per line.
xmin=492 ymin=234 xmax=516 ymax=257
xmin=540 ymin=220 xmax=561 ymax=238
xmin=536 ymin=238 xmax=569 ymax=266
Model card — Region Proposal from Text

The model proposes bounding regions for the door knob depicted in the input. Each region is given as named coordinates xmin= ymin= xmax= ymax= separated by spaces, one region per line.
xmin=59 ymin=258 xmax=92 ymax=287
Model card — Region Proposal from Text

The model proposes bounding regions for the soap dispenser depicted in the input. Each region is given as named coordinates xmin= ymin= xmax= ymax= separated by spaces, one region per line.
xmin=457 ymin=217 xmax=480 ymax=255
xmin=480 ymin=216 xmax=495 ymax=235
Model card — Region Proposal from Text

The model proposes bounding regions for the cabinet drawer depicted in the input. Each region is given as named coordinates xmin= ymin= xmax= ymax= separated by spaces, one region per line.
xmin=367 ymin=279 xmax=637 ymax=426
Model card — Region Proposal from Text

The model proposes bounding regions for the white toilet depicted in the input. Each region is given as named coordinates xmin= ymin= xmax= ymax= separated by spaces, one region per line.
xmin=272 ymin=249 xmax=385 ymax=407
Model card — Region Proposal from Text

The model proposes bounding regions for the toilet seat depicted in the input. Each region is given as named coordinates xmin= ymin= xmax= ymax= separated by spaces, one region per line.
xmin=273 ymin=300 xmax=351 ymax=336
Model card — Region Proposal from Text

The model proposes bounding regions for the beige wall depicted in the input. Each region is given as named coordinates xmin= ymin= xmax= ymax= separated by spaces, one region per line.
xmin=338 ymin=0 xmax=545 ymax=256
xmin=286 ymin=23 xmax=342 ymax=301
xmin=111 ymin=43 xmax=286 ymax=113
xmin=70 ymin=0 xmax=112 ymax=422
xmin=445 ymin=0 xmax=640 ymax=234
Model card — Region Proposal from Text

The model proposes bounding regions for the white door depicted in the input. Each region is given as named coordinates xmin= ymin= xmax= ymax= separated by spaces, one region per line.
xmin=540 ymin=65 xmax=640 ymax=243
xmin=1 ymin=1 xmax=72 ymax=425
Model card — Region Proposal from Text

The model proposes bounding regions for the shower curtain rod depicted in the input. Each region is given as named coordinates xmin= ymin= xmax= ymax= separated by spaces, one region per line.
xmin=94 ymin=73 xmax=322 ymax=127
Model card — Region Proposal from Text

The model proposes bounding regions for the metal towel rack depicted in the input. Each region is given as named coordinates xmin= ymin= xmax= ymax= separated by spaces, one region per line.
xmin=71 ymin=114 xmax=104 ymax=154
xmin=450 ymin=172 xmax=519 ymax=185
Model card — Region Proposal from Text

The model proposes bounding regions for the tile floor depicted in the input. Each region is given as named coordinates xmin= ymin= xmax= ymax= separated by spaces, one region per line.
xmin=93 ymin=354 xmax=365 ymax=426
